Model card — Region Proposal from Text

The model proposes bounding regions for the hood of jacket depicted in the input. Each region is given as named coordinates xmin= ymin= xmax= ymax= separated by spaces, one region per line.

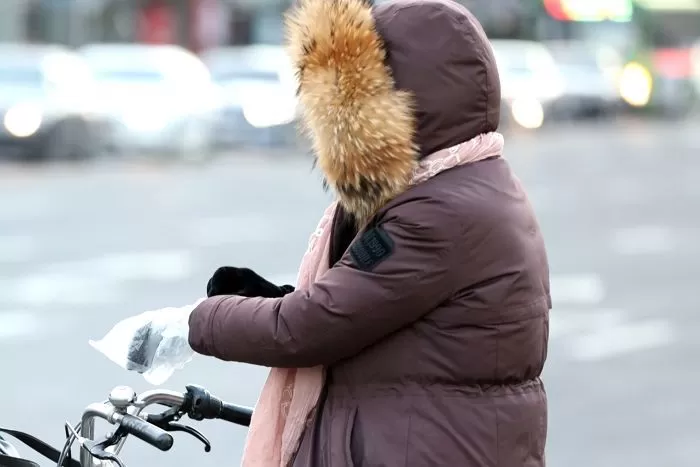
xmin=285 ymin=0 xmax=501 ymax=224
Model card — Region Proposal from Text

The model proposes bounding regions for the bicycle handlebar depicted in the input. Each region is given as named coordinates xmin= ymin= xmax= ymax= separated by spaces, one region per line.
xmin=78 ymin=385 xmax=253 ymax=467
xmin=116 ymin=414 xmax=173 ymax=452
xmin=133 ymin=389 xmax=186 ymax=410
xmin=182 ymin=384 xmax=254 ymax=424
xmin=219 ymin=402 xmax=255 ymax=426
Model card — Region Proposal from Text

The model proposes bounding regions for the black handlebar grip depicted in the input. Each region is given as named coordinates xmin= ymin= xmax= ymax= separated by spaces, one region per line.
xmin=202 ymin=391 xmax=253 ymax=426
xmin=119 ymin=413 xmax=174 ymax=451
xmin=185 ymin=384 xmax=253 ymax=426
xmin=219 ymin=402 xmax=253 ymax=427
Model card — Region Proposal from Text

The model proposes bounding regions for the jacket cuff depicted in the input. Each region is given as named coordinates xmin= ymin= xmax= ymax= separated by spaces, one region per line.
xmin=188 ymin=296 xmax=227 ymax=356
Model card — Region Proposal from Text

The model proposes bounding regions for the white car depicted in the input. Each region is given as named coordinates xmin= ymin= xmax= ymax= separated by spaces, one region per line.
xmin=79 ymin=43 xmax=221 ymax=161
xmin=0 ymin=44 xmax=102 ymax=162
xmin=202 ymin=45 xmax=299 ymax=148
xmin=544 ymin=40 xmax=624 ymax=118
xmin=490 ymin=39 xmax=566 ymax=129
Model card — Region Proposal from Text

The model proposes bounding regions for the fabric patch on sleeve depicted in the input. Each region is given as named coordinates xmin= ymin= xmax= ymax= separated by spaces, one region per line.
xmin=350 ymin=227 xmax=394 ymax=271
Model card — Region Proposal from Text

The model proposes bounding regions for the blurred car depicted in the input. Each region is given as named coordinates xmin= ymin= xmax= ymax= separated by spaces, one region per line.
xmin=201 ymin=45 xmax=299 ymax=149
xmin=692 ymin=41 xmax=700 ymax=115
xmin=647 ymin=46 xmax=699 ymax=118
xmin=0 ymin=44 xmax=102 ymax=162
xmin=79 ymin=43 xmax=220 ymax=161
xmin=544 ymin=40 xmax=624 ymax=119
xmin=692 ymin=40 xmax=700 ymax=96
xmin=490 ymin=39 xmax=566 ymax=130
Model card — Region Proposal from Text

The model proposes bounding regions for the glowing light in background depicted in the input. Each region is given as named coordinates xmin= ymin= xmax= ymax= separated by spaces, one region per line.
xmin=618 ymin=62 xmax=653 ymax=107
xmin=511 ymin=97 xmax=545 ymax=130
xmin=543 ymin=0 xmax=633 ymax=22
xmin=3 ymin=103 xmax=43 ymax=138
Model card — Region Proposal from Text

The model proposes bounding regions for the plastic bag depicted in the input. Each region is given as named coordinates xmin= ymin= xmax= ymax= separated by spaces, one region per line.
xmin=89 ymin=298 xmax=204 ymax=385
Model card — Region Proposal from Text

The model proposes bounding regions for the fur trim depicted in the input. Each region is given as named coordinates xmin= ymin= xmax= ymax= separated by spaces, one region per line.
xmin=285 ymin=0 xmax=418 ymax=225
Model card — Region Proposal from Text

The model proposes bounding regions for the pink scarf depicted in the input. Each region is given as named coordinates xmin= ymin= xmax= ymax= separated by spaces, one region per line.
xmin=241 ymin=132 xmax=505 ymax=467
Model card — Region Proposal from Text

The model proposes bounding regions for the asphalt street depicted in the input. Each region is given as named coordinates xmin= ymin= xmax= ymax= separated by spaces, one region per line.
xmin=1 ymin=118 xmax=699 ymax=467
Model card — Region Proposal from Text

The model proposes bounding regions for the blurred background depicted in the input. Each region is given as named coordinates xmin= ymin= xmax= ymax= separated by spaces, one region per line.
xmin=0 ymin=0 xmax=699 ymax=466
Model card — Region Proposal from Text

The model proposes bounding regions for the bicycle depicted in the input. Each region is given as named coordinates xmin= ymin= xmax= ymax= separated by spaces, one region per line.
xmin=0 ymin=384 xmax=253 ymax=467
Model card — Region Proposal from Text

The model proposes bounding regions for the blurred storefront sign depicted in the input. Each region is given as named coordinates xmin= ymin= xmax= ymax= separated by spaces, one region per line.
xmin=189 ymin=0 xmax=227 ymax=52
xmin=634 ymin=0 xmax=700 ymax=10
xmin=137 ymin=0 xmax=176 ymax=44
xmin=543 ymin=0 xmax=634 ymax=22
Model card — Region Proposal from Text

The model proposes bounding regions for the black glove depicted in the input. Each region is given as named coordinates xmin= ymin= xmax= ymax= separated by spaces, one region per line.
xmin=206 ymin=266 xmax=295 ymax=298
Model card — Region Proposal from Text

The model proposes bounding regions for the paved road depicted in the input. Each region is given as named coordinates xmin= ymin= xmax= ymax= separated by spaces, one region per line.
xmin=1 ymin=118 xmax=699 ymax=466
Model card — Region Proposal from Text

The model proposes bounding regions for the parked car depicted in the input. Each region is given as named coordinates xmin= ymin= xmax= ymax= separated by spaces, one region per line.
xmin=544 ymin=40 xmax=624 ymax=119
xmin=201 ymin=45 xmax=299 ymax=149
xmin=0 ymin=44 xmax=102 ymax=162
xmin=490 ymin=39 xmax=565 ymax=130
xmin=691 ymin=39 xmax=700 ymax=97
xmin=648 ymin=45 xmax=699 ymax=118
xmin=79 ymin=43 xmax=220 ymax=161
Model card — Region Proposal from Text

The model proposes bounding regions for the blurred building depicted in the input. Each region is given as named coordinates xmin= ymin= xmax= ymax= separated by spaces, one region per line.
xmin=0 ymin=0 xmax=531 ymax=51
xmin=1 ymin=0 xmax=698 ymax=57
xmin=0 ymin=0 xmax=293 ymax=50
xmin=0 ymin=0 xmax=541 ymax=50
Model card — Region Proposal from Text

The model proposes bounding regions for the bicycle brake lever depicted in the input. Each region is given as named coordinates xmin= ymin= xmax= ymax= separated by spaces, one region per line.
xmin=146 ymin=406 xmax=183 ymax=424
xmin=95 ymin=429 xmax=125 ymax=449
xmin=162 ymin=422 xmax=211 ymax=452
xmin=84 ymin=443 xmax=127 ymax=467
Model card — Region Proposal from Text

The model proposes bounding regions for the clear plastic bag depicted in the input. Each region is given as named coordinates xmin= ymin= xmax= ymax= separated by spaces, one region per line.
xmin=89 ymin=298 xmax=205 ymax=385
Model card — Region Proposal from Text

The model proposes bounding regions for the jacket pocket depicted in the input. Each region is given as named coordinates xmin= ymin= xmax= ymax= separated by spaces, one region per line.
xmin=348 ymin=402 xmax=411 ymax=467
xmin=329 ymin=405 xmax=358 ymax=467
xmin=344 ymin=406 xmax=358 ymax=467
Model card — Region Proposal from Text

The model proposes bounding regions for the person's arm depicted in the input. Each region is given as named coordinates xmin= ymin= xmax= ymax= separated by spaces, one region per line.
xmin=188 ymin=200 xmax=461 ymax=368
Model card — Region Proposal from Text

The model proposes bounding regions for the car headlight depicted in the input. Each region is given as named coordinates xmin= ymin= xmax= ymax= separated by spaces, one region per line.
xmin=511 ymin=97 xmax=544 ymax=130
xmin=4 ymin=103 xmax=43 ymax=138
xmin=618 ymin=62 xmax=653 ymax=107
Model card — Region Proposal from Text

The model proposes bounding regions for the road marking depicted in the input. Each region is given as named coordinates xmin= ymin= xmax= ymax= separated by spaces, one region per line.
xmin=186 ymin=216 xmax=277 ymax=247
xmin=570 ymin=318 xmax=675 ymax=362
xmin=92 ymin=250 xmax=194 ymax=282
xmin=610 ymin=225 xmax=676 ymax=255
xmin=549 ymin=308 xmax=626 ymax=340
xmin=0 ymin=310 xmax=44 ymax=340
xmin=0 ymin=235 xmax=36 ymax=263
xmin=548 ymin=275 xmax=677 ymax=362
xmin=0 ymin=250 xmax=194 ymax=307
xmin=42 ymin=250 xmax=195 ymax=282
xmin=550 ymin=273 xmax=605 ymax=305
xmin=0 ymin=273 xmax=120 ymax=306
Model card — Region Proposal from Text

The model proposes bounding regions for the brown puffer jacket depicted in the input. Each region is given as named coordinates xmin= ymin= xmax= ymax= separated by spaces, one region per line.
xmin=189 ymin=0 xmax=551 ymax=466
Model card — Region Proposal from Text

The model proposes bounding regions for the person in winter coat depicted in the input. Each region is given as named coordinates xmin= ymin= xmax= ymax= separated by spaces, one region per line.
xmin=188 ymin=0 xmax=551 ymax=466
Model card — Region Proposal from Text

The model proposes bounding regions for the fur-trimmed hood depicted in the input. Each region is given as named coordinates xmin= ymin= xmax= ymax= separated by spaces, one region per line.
xmin=285 ymin=0 xmax=501 ymax=224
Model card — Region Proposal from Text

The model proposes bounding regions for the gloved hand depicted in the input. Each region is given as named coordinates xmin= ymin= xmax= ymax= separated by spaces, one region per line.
xmin=206 ymin=267 xmax=295 ymax=298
